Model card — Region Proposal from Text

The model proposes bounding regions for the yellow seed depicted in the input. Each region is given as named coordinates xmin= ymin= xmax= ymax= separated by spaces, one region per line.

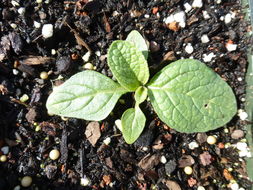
xmin=0 ymin=155 xmax=7 ymax=162
xmin=49 ymin=149 xmax=60 ymax=160
xmin=35 ymin=125 xmax=41 ymax=132
xmin=40 ymin=71 xmax=48 ymax=79
xmin=207 ymin=135 xmax=217 ymax=145
xmin=184 ymin=166 xmax=193 ymax=175
xmin=21 ymin=176 xmax=32 ymax=187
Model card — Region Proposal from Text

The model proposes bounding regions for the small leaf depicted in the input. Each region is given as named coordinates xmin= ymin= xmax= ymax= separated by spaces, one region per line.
xmin=121 ymin=106 xmax=146 ymax=144
xmin=126 ymin=30 xmax=149 ymax=59
xmin=46 ymin=70 xmax=127 ymax=121
xmin=108 ymin=40 xmax=149 ymax=91
xmin=134 ymin=86 xmax=148 ymax=104
xmin=147 ymin=59 xmax=237 ymax=133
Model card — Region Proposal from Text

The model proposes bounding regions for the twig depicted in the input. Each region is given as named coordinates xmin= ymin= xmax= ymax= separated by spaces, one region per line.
xmin=65 ymin=22 xmax=92 ymax=53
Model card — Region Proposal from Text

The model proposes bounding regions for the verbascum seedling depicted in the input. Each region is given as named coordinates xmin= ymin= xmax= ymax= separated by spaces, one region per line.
xmin=46 ymin=30 xmax=237 ymax=144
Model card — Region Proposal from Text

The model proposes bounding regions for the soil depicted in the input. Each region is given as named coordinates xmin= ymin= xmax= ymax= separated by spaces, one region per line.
xmin=0 ymin=0 xmax=252 ymax=190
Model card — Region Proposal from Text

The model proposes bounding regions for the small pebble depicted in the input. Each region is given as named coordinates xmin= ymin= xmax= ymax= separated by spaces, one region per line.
xmin=11 ymin=0 xmax=20 ymax=6
xmin=202 ymin=11 xmax=211 ymax=20
xmin=160 ymin=156 xmax=167 ymax=164
xmin=10 ymin=23 xmax=17 ymax=29
xmin=220 ymin=16 xmax=224 ymax=21
xmin=207 ymin=135 xmax=217 ymax=145
xmin=13 ymin=185 xmax=21 ymax=190
xmin=83 ymin=63 xmax=94 ymax=70
xmin=231 ymin=130 xmax=244 ymax=139
xmin=197 ymin=186 xmax=205 ymax=190
xmin=224 ymin=128 xmax=229 ymax=133
xmin=13 ymin=69 xmax=19 ymax=75
xmin=51 ymin=49 xmax=56 ymax=55
xmin=174 ymin=11 xmax=186 ymax=27
xmin=144 ymin=14 xmax=150 ymax=18
xmin=34 ymin=21 xmax=41 ymax=28
xmin=225 ymin=13 xmax=232 ymax=24
xmin=20 ymin=94 xmax=29 ymax=102
xmin=192 ymin=0 xmax=203 ymax=8
xmin=1 ymin=146 xmax=9 ymax=154
xmin=203 ymin=53 xmax=215 ymax=62
xmin=184 ymin=3 xmax=192 ymax=13
xmin=201 ymin=34 xmax=210 ymax=43
xmin=95 ymin=51 xmax=101 ymax=57
xmin=231 ymin=183 xmax=239 ymax=190
xmin=184 ymin=166 xmax=193 ymax=175
xmin=188 ymin=141 xmax=199 ymax=150
xmin=226 ymin=43 xmax=237 ymax=52
xmin=40 ymin=71 xmax=48 ymax=79
xmin=82 ymin=51 xmax=91 ymax=62
xmin=0 ymin=155 xmax=7 ymax=162
xmin=236 ymin=142 xmax=247 ymax=151
xmin=237 ymin=77 xmax=243 ymax=81
xmin=18 ymin=7 xmax=25 ymax=15
xmin=164 ymin=15 xmax=174 ymax=24
xmin=115 ymin=119 xmax=122 ymax=132
xmin=42 ymin=24 xmax=53 ymax=39
xmin=21 ymin=176 xmax=32 ymax=187
xmin=185 ymin=43 xmax=194 ymax=54
xmin=237 ymin=109 xmax=248 ymax=120
xmin=216 ymin=0 xmax=222 ymax=4
xmin=36 ymin=0 xmax=43 ymax=4
xmin=103 ymin=137 xmax=111 ymax=145
xmin=49 ymin=149 xmax=60 ymax=160
xmin=80 ymin=176 xmax=90 ymax=186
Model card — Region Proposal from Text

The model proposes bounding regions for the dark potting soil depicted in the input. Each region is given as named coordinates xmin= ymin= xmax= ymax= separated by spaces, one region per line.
xmin=0 ymin=0 xmax=252 ymax=189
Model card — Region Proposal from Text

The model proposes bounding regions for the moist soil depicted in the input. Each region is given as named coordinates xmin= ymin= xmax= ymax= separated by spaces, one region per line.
xmin=0 ymin=0 xmax=252 ymax=189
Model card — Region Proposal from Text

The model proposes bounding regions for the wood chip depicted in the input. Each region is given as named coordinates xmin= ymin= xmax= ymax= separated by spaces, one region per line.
xmin=39 ymin=121 xmax=59 ymax=136
xmin=162 ymin=180 xmax=182 ymax=190
xmin=138 ymin=154 xmax=160 ymax=171
xmin=163 ymin=51 xmax=176 ymax=61
xmin=178 ymin=155 xmax=195 ymax=168
xmin=85 ymin=121 xmax=101 ymax=147
xmin=103 ymin=14 xmax=111 ymax=33
xmin=223 ymin=169 xmax=234 ymax=181
xmin=20 ymin=56 xmax=54 ymax=65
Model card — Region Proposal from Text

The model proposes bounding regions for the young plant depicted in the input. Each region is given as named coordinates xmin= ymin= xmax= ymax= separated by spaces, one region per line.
xmin=46 ymin=30 xmax=237 ymax=144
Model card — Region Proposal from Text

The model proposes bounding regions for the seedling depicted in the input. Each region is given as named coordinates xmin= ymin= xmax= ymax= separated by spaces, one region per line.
xmin=46 ymin=30 xmax=237 ymax=144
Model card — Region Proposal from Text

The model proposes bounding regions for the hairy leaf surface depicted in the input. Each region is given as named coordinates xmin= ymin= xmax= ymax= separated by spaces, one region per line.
xmin=108 ymin=40 xmax=149 ymax=91
xmin=147 ymin=59 xmax=237 ymax=133
xmin=134 ymin=86 xmax=148 ymax=104
xmin=46 ymin=70 xmax=127 ymax=121
xmin=126 ymin=30 xmax=149 ymax=59
xmin=121 ymin=106 xmax=146 ymax=144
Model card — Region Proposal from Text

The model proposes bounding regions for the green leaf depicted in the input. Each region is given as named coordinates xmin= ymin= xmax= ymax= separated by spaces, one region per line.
xmin=46 ymin=70 xmax=127 ymax=121
xmin=108 ymin=40 xmax=149 ymax=91
xmin=134 ymin=86 xmax=148 ymax=104
xmin=126 ymin=30 xmax=149 ymax=59
xmin=147 ymin=59 xmax=237 ymax=133
xmin=121 ymin=106 xmax=146 ymax=144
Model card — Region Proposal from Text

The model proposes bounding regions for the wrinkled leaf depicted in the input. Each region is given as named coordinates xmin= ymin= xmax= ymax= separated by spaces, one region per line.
xmin=121 ymin=106 xmax=146 ymax=144
xmin=46 ymin=70 xmax=127 ymax=120
xmin=147 ymin=59 xmax=237 ymax=133
xmin=108 ymin=40 xmax=149 ymax=91
xmin=126 ymin=30 xmax=148 ymax=59
xmin=134 ymin=86 xmax=148 ymax=104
